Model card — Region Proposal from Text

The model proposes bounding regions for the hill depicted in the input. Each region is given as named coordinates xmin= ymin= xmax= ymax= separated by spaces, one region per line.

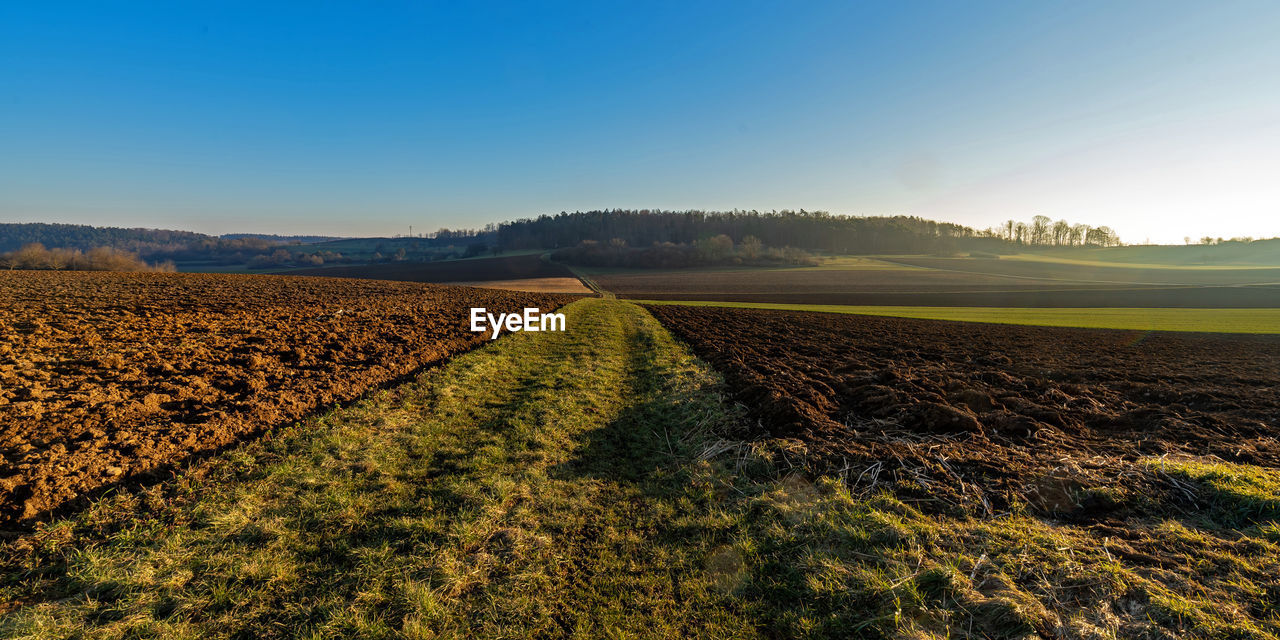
xmin=220 ymin=233 xmax=345 ymax=244
xmin=1039 ymin=238 xmax=1280 ymax=266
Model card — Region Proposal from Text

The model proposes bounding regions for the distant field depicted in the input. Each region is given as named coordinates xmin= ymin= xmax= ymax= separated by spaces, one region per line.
xmin=887 ymin=255 xmax=1280 ymax=286
xmin=446 ymin=277 xmax=592 ymax=294
xmin=574 ymin=256 xmax=921 ymax=277
xmin=1031 ymin=239 xmax=1280 ymax=266
xmin=591 ymin=251 xmax=1280 ymax=308
xmin=1002 ymin=252 xmax=1280 ymax=271
xmin=797 ymin=256 xmax=926 ymax=270
xmin=637 ymin=299 xmax=1280 ymax=334
xmin=283 ymin=253 xmax=581 ymax=286
xmin=294 ymin=238 xmax=541 ymax=262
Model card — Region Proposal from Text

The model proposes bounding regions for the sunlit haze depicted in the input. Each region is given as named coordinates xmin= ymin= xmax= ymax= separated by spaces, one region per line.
xmin=2 ymin=2 xmax=1277 ymax=243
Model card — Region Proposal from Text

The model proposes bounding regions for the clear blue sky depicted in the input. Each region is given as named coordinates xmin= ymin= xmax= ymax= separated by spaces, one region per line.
xmin=3 ymin=1 xmax=1277 ymax=243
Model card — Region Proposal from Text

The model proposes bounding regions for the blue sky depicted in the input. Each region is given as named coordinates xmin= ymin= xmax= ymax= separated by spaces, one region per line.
xmin=2 ymin=1 xmax=1277 ymax=243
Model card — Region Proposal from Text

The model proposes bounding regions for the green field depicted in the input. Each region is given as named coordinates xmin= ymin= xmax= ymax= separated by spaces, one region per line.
xmin=1002 ymin=252 xmax=1280 ymax=271
xmin=634 ymin=300 xmax=1280 ymax=334
xmin=1032 ymin=240 xmax=1280 ymax=267
xmin=575 ymin=256 xmax=925 ymax=276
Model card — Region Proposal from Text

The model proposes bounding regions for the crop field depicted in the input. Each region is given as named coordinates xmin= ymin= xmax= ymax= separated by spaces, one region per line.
xmin=886 ymin=256 xmax=1280 ymax=285
xmin=998 ymin=252 xmax=1280 ymax=271
xmin=645 ymin=304 xmax=1280 ymax=633
xmin=285 ymin=253 xmax=590 ymax=293
xmin=3 ymin=244 xmax=1279 ymax=640
xmin=6 ymin=298 xmax=1280 ymax=638
xmin=0 ymin=271 xmax=576 ymax=527
xmin=595 ymin=257 xmax=1280 ymax=307
xmin=646 ymin=305 xmax=1280 ymax=486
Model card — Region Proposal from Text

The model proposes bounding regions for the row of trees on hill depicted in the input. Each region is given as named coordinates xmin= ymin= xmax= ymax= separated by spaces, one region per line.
xmin=0 ymin=243 xmax=175 ymax=272
xmin=499 ymin=210 xmax=998 ymax=255
xmin=989 ymin=216 xmax=1121 ymax=247
xmin=500 ymin=209 xmax=1125 ymax=255
xmin=0 ymin=223 xmax=499 ymax=268
xmin=0 ymin=223 xmax=287 ymax=265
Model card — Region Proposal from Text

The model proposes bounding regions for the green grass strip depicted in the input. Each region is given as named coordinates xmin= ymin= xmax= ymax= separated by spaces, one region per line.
xmin=1 ymin=299 xmax=761 ymax=639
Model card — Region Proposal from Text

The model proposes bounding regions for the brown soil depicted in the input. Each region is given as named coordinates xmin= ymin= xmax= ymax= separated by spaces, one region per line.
xmin=646 ymin=305 xmax=1280 ymax=514
xmin=0 ymin=271 xmax=578 ymax=527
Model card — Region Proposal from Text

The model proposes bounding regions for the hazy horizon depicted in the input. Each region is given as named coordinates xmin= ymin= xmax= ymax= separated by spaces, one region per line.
xmin=3 ymin=2 xmax=1277 ymax=244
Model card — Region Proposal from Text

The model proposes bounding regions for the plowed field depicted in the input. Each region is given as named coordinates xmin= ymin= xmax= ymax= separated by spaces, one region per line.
xmin=0 ymin=271 xmax=576 ymax=526
xmin=647 ymin=305 xmax=1280 ymax=514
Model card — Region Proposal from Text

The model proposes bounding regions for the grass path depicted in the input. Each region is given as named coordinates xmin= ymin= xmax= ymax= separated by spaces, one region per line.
xmin=2 ymin=299 xmax=762 ymax=638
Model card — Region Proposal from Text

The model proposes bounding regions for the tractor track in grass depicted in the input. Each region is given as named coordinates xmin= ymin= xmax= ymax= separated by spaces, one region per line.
xmin=1 ymin=300 xmax=762 ymax=638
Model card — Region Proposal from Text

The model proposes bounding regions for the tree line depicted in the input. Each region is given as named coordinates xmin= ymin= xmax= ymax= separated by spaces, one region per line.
xmin=499 ymin=210 xmax=1122 ymax=254
xmin=499 ymin=209 xmax=996 ymax=255
xmin=0 ymin=223 xmax=497 ymax=268
xmin=0 ymin=223 xmax=287 ymax=265
xmin=988 ymin=215 xmax=1120 ymax=247
xmin=0 ymin=243 xmax=175 ymax=272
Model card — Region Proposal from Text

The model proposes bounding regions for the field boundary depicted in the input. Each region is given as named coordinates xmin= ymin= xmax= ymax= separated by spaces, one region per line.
xmin=558 ymin=260 xmax=611 ymax=298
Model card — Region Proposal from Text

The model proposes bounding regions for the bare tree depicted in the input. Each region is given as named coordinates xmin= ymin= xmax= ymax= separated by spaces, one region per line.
xmin=1085 ymin=226 xmax=1119 ymax=247
xmin=1031 ymin=215 xmax=1051 ymax=245
xmin=1070 ymin=224 xmax=1088 ymax=246
xmin=1051 ymin=220 xmax=1070 ymax=245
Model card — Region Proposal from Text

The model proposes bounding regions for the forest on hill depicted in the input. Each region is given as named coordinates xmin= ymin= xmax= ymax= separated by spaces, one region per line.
xmin=497 ymin=210 xmax=1123 ymax=256
xmin=0 ymin=223 xmax=279 ymax=262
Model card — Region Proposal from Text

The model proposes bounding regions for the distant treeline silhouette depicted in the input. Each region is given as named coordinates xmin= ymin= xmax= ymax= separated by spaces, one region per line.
xmin=0 ymin=223 xmax=493 ymax=267
xmin=498 ymin=210 xmax=1122 ymax=255
xmin=0 ymin=243 xmax=175 ymax=272
xmin=1 ymin=213 xmax=1130 ymax=270
xmin=498 ymin=210 xmax=983 ymax=254
xmin=0 ymin=223 xmax=282 ymax=264
xmin=989 ymin=215 xmax=1121 ymax=247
